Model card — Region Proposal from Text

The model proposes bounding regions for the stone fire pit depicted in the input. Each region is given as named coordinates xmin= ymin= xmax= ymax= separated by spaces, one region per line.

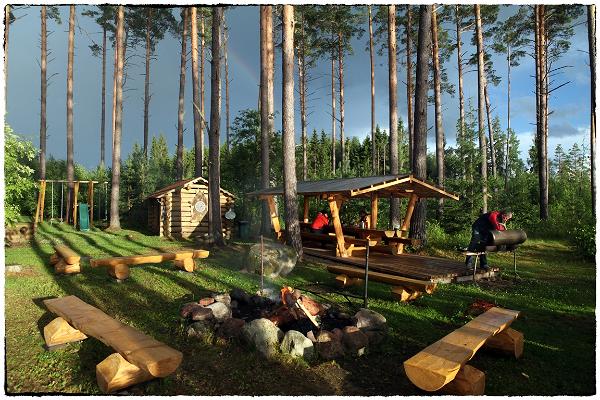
xmin=180 ymin=287 xmax=387 ymax=360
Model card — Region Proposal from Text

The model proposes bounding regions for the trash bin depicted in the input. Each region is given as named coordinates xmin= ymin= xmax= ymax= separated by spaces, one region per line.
xmin=238 ymin=220 xmax=250 ymax=240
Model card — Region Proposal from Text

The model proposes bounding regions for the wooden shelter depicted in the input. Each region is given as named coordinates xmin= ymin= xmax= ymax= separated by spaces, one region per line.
xmin=146 ymin=177 xmax=236 ymax=239
xmin=249 ymin=174 xmax=459 ymax=258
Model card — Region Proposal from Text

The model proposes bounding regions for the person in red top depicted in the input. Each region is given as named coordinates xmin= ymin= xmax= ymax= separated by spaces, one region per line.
xmin=465 ymin=210 xmax=513 ymax=271
xmin=310 ymin=209 xmax=330 ymax=233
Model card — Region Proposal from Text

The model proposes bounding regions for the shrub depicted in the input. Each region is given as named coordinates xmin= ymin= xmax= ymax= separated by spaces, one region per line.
xmin=4 ymin=125 xmax=37 ymax=225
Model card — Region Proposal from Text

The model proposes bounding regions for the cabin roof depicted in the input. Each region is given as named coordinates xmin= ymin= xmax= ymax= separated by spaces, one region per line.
xmin=247 ymin=174 xmax=459 ymax=200
xmin=147 ymin=177 xmax=236 ymax=200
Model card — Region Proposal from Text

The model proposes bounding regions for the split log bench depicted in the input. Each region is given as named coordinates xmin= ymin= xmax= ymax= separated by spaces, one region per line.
xmin=90 ymin=249 xmax=209 ymax=280
xmin=327 ymin=264 xmax=437 ymax=302
xmin=43 ymin=295 xmax=183 ymax=393
xmin=49 ymin=244 xmax=81 ymax=274
xmin=403 ymin=307 xmax=523 ymax=395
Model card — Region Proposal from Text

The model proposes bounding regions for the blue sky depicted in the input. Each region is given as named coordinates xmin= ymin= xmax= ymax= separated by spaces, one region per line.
xmin=4 ymin=4 xmax=592 ymax=170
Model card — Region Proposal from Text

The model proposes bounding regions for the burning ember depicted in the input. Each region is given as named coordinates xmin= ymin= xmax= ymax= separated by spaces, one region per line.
xmin=181 ymin=286 xmax=388 ymax=360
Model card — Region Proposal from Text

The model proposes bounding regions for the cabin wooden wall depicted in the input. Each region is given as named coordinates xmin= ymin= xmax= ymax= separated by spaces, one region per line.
xmin=150 ymin=182 xmax=234 ymax=240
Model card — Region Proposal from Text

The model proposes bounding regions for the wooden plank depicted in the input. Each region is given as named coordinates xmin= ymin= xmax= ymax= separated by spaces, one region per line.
xmin=326 ymin=264 xmax=436 ymax=293
xmin=350 ymin=176 xmax=410 ymax=196
xmin=44 ymin=316 xmax=88 ymax=347
xmin=96 ymin=353 xmax=154 ymax=393
xmin=403 ymin=307 xmax=520 ymax=392
xmin=328 ymin=196 xmax=347 ymax=257
xmin=370 ymin=193 xmax=378 ymax=229
xmin=54 ymin=244 xmax=81 ymax=264
xmin=44 ymin=296 xmax=183 ymax=378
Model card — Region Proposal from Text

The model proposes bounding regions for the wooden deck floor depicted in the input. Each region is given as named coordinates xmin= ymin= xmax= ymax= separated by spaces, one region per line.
xmin=304 ymin=246 xmax=498 ymax=283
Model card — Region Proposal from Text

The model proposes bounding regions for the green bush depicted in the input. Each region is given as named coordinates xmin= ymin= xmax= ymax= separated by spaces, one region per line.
xmin=569 ymin=220 xmax=596 ymax=259
xmin=4 ymin=125 xmax=37 ymax=225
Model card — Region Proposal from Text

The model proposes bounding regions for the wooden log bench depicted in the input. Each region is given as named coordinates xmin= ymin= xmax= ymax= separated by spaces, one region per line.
xmin=43 ymin=295 xmax=183 ymax=393
xmin=300 ymin=231 xmax=368 ymax=257
xmin=327 ymin=264 xmax=437 ymax=300
xmin=90 ymin=249 xmax=209 ymax=280
xmin=49 ymin=244 xmax=81 ymax=274
xmin=403 ymin=307 xmax=523 ymax=395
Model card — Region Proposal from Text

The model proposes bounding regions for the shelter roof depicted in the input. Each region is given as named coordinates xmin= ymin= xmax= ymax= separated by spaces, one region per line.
xmin=147 ymin=177 xmax=236 ymax=200
xmin=247 ymin=174 xmax=459 ymax=200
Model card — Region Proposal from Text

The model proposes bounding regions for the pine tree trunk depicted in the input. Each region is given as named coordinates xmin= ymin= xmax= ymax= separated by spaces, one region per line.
xmin=388 ymin=5 xmax=400 ymax=228
xmin=260 ymin=5 xmax=273 ymax=234
xmin=101 ymin=26 xmax=106 ymax=167
xmin=191 ymin=7 xmax=202 ymax=177
xmin=410 ymin=5 xmax=432 ymax=242
xmin=338 ymin=33 xmax=345 ymax=173
xmin=455 ymin=5 xmax=466 ymax=179
xmin=369 ymin=6 xmax=376 ymax=174
xmin=200 ymin=12 xmax=205 ymax=175
xmin=485 ymin=84 xmax=497 ymax=180
xmin=589 ymin=5 xmax=596 ymax=216
xmin=299 ymin=10 xmax=308 ymax=181
xmin=474 ymin=4 xmax=488 ymax=214
xmin=224 ymin=17 xmax=230 ymax=152
xmin=143 ymin=8 xmax=152 ymax=157
xmin=539 ymin=5 xmax=549 ymax=220
xmin=4 ymin=5 xmax=9 ymax=105
xmin=209 ymin=7 xmax=224 ymax=245
xmin=176 ymin=8 xmax=188 ymax=180
xmin=406 ymin=6 xmax=414 ymax=169
xmin=282 ymin=5 xmax=302 ymax=257
xmin=331 ymin=52 xmax=336 ymax=174
xmin=505 ymin=44 xmax=511 ymax=190
xmin=109 ymin=6 xmax=125 ymax=230
xmin=40 ymin=6 xmax=47 ymax=180
xmin=66 ymin=5 xmax=75 ymax=224
xmin=432 ymin=7 xmax=444 ymax=219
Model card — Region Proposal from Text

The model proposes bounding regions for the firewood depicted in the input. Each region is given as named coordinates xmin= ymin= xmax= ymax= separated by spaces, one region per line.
xmin=440 ymin=364 xmax=485 ymax=395
xmin=484 ymin=327 xmax=524 ymax=359
xmin=107 ymin=264 xmax=130 ymax=280
xmin=49 ymin=252 xmax=61 ymax=265
xmin=96 ymin=353 xmax=154 ymax=393
xmin=173 ymin=258 xmax=195 ymax=272
xmin=43 ymin=316 xmax=87 ymax=347
xmin=54 ymin=259 xmax=81 ymax=274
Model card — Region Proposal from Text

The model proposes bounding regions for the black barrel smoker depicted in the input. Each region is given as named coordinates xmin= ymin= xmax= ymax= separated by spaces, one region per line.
xmin=486 ymin=229 xmax=528 ymax=275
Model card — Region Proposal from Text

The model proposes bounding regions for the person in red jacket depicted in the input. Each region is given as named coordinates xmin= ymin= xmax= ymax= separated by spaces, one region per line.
xmin=465 ymin=210 xmax=513 ymax=271
xmin=310 ymin=209 xmax=330 ymax=234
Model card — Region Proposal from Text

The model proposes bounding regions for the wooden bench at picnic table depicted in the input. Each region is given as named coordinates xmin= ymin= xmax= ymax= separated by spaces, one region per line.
xmin=90 ymin=249 xmax=209 ymax=279
xmin=43 ymin=295 xmax=183 ymax=393
xmin=403 ymin=306 xmax=523 ymax=395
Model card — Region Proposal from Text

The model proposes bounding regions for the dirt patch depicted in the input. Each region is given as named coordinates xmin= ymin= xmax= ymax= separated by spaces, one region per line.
xmin=5 ymin=265 xmax=40 ymax=277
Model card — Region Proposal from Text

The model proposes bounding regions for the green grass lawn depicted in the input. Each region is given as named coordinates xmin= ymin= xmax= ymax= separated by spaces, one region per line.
xmin=4 ymin=222 xmax=596 ymax=395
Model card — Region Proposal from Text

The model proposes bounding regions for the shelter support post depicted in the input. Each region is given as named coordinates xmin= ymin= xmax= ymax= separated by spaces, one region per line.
xmin=35 ymin=180 xmax=46 ymax=225
xmin=303 ymin=196 xmax=310 ymax=223
xmin=328 ymin=195 xmax=347 ymax=257
xmin=88 ymin=182 xmax=94 ymax=227
xmin=72 ymin=181 xmax=80 ymax=228
xmin=370 ymin=193 xmax=378 ymax=229
xmin=266 ymin=195 xmax=282 ymax=240
xmin=395 ymin=193 xmax=418 ymax=254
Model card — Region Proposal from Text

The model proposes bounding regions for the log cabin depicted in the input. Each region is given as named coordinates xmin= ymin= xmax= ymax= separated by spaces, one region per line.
xmin=145 ymin=177 xmax=236 ymax=239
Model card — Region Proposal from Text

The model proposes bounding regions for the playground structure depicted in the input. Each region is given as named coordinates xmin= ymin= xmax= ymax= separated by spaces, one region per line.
xmin=403 ymin=306 xmax=523 ymax=395
xmin=34 ymin=179 xmax=109 ymax=228
xmin=43 ymin=295 xmax=183 ymax=393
